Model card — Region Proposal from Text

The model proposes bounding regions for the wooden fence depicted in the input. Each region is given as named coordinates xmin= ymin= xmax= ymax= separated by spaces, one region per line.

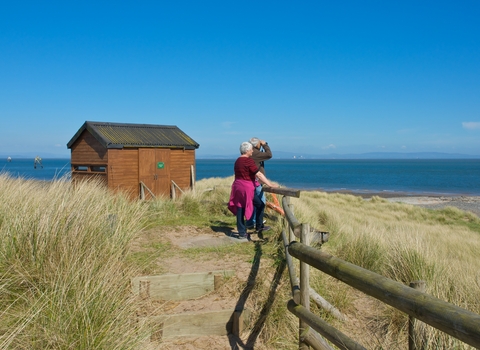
xmin=263 ymin=187 xmax=480 ymax=350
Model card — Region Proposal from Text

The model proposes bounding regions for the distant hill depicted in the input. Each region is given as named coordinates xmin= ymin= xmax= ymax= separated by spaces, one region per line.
xmin=273 ymin=151 xmax=480 ymax=159
xmin=197 ymin=151 xmax=480 ymax=160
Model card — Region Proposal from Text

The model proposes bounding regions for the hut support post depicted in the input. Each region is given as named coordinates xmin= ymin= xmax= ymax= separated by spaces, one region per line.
xmin=191 ymin=165 xmax=195 ymax=190
xmin=171 ymin=180 xmax=185 ymax=200
xmin=139 ymin=181 xmax=156 ymax=200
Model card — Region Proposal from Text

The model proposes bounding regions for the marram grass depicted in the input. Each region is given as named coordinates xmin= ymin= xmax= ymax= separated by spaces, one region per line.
xmin=0 ymin=174 xmax=148 ymax=349
xmin=1 ymin=173 xmax=480 ymax=349
xmin=187 ymin=178 xmax=480 ymax=349
xmin=288 ymin=190 xmax=480 ymax=349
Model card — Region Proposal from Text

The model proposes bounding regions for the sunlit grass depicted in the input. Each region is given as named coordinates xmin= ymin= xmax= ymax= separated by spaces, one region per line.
xmin=0 ymin=174 xmax=148 ymax=349
xmin=287 ymin=189 xmax=480 ymax=349
xmin=2 ymin=173 xmax=479 ymax=349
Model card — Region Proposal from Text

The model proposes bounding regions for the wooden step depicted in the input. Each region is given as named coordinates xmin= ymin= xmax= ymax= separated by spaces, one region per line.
xmin=132 ymin=270 xmax=235 ymax=300
xmin=141 ymin=308 xmax=251 ymax=340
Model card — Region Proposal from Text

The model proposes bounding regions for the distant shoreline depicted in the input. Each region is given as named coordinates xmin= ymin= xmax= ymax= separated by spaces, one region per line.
xmin=292 ymin=186 xmax=480 ymax=198
xmin=321 ymin=189 xmax=469 ymax=198
xmin=318 ymin=189 xmax=480 ymax=217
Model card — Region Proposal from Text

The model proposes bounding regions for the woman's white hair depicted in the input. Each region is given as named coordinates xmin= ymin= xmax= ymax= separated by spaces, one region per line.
xmin=239 ymin=141 xmax=253 ymax=155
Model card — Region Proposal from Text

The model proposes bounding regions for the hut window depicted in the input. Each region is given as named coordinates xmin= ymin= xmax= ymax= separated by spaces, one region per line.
xmin=74 ymin=165 xmax=88 ymax=171
xmin=91 ymin=166 xmax=106 ymax=172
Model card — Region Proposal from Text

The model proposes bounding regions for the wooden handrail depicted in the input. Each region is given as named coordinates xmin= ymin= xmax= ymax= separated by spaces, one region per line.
xmin=288 ymin=300 xmax=366 ymax=350
xmin=276 ymin=188 xmax=480 ymax=349
xmin=263 ymin=186 xmax=301 ymax=198
xmin=288 ymin=241 xmax=480 ymax=348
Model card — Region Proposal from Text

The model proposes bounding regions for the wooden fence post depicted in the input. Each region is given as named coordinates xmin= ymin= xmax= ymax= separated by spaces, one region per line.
xmin=191 ymin=164 xmax=195 ymax=190
xmin=287 ymin=198 xmax=295 ymax=242
xmin=409 ymin=281 xmax=426 ymax=350
xmin=300 ymin=223 xmax=311 ymax=349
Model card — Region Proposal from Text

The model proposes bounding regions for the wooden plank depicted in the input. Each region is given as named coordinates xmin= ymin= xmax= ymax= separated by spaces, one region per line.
xmin=155 ymin=149 xmax=171 ymax=197
xmin=232 ymin=310 xmax=244 ymax=336
xmin=139 ymin=148 xmax=156 ymax=200
xmin=70 ymin=132 xmax=107 ymax=163
xmin=170 ymin=150 xmax=195 ymax=190
xmin=71 ymin=173 xmax=107 ymax=186
xmin=264 ymin=186 xmax=301 ymax=198
xmin=132 ymin=271 xmax=235 ymax=300
xmin=144 ymin=308 xmax=250 ymax=339
xmin=108 ymin=149 xmax=139 ymax=199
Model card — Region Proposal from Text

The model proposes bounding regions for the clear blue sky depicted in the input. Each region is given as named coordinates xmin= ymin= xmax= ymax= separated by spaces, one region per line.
xmin=1 ymin=1 xmax=479 ymax=158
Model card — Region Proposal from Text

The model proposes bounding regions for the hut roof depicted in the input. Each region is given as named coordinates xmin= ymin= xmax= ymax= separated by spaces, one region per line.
xmin=67 ymin=121 xmax=200 ymax=150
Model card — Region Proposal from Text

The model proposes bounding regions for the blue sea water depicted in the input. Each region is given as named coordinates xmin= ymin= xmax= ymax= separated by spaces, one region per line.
xmin=1 ymin=158 xmax=71 ymax=181
xmin=195 ymin=159 xmax=480 ymax=196
xmin=2 ymin=158 xmax=479 ymax=196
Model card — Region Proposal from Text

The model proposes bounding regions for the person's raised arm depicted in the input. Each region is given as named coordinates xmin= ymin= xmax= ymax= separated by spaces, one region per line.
xmin=257 ymin=141 xmax=272 ymax=160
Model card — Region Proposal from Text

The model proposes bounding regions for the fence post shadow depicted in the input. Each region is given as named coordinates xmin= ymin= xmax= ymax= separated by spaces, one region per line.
xmin=227 ymin=241 xmax=263 ymax=349
xmin=245 ymin=240 xmax=287 ymax=348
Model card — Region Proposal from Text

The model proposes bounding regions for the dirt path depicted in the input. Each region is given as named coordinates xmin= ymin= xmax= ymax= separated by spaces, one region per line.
xmin=133 ymin=225 xmax=271 ymax=349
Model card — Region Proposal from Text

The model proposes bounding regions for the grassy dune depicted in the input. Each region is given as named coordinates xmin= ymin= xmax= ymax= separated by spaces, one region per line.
xmin=287 ymin=190 xmax=480 ymax=348
xmin=1 ymin=174 xmax=479 ymax=349
xmin=0 ymin=174 xmax=148 ymax=349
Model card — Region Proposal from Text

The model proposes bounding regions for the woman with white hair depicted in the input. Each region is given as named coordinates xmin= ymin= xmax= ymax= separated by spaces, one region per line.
xmin=228 ymin=141 xmax=277 ymax=240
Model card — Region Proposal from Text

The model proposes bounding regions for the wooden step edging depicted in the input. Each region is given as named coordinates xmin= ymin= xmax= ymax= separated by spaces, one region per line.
xmin=140 ymin=308 xmax=251 ymax=340
xmin=131 ymin=270 xmax=235 ymax=300
xmin=132 ymin=270 xmax=250 ymax=340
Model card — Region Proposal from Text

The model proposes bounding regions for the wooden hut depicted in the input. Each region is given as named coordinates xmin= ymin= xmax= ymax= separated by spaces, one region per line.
xmin=67 ymin=121 xmax=200 ymax=200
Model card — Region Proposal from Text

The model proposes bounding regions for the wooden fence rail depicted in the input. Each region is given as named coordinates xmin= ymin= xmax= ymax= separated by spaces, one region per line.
xmin=263 ymin=186 xmax=480 ymax=350
xmin=288 ymin=241 xmax=480 ymax=348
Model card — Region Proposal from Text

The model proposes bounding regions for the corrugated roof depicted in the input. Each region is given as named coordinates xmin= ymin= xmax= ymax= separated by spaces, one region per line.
xmin=67 ymin=121 xmax=200 ymax=150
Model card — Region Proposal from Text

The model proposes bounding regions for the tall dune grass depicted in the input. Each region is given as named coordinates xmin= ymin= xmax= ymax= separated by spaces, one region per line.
xmin=2 ymin=173 xmax=479 ymax=349
xmin=0 ymin=174 xmax=148 ymax=349
xmin=185 ymin=177 xmax=480 ymax=348
xmin=288 ymin=190 xmax=480 ymax=349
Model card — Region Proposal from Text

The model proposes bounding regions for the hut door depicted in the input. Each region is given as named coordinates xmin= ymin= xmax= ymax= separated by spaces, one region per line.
xmin=139 ymin=149 xmax=171 ymax=198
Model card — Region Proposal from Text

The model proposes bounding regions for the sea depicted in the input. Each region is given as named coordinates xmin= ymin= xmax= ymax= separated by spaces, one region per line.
xmin=1 ymin=158 xmax=480 ymax=196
